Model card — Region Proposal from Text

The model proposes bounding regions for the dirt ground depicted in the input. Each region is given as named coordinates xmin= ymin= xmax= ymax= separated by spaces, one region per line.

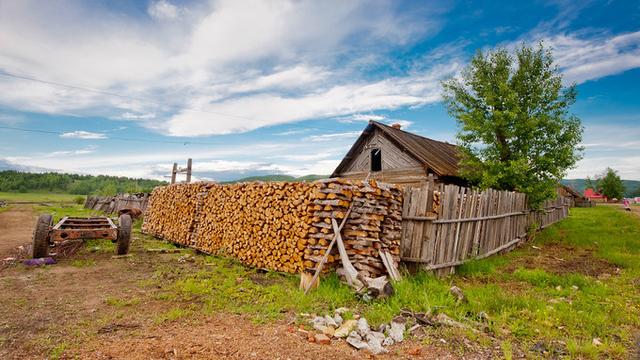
xmin=0 ymin=204 xmax=36 ymax=258
xmin=0 ymin=205 xmax=478 ymax=360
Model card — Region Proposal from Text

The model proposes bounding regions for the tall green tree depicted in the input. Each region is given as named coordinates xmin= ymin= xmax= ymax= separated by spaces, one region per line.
xmin=592 ymin=168 xmax=625 ymax=200
xmin=442 ymin=42 xmax=583 ymax=207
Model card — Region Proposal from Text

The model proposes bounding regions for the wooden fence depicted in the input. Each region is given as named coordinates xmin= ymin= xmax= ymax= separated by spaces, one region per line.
xmin=401 ymin=182 xmax=570 ymax=274
xmin=84 ymin=194 xmax=150 ymax=214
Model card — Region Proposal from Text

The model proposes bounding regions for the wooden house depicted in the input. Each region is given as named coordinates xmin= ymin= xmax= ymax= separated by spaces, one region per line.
xmin=558 ymin=184 xmax=591 ymax=207
xmin=584 ymin=188 xmax=608 ymax=203
xmin=331 ymin=121 xmax=465 ymax=187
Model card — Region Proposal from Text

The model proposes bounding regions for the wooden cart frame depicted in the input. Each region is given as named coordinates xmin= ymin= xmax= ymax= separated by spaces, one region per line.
xmin=32 ymin=214 xmax=132 ymax=258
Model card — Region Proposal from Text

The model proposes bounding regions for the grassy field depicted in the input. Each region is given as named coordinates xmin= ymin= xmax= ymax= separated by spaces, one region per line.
xmin=140 ymin=206 xmax=639 ymax=358
xmin=0 ymin=192 xmax=84 ymax=203
xmin=1 ymin=203 xmax=638 ymax=358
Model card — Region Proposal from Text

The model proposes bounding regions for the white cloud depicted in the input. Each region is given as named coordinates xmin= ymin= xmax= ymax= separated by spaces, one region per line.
xmin=46 ymin=145 xmax=97 ymax=157
xmin=59 ymin=131 xmax=107 ymax=139
xmin=508 ymin=30 xmax=640 ymax=84
xmin=304 ymin=131 xmax=361 ymax=142
xmin=148 ymin=0 xmax=180 ymax=21
xmin=0 ymin=0 xmax=447 ymax=136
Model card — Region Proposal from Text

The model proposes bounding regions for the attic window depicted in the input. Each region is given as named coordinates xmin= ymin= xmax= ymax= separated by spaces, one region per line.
xmin=370 ymin=148 xmax=382 ymax=172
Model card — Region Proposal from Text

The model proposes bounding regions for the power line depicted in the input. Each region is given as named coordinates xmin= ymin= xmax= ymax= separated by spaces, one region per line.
xmin=0 ymin=69 xmax=354 ymax=133
xmin=0 ymin=125 xmax=223 ymax=145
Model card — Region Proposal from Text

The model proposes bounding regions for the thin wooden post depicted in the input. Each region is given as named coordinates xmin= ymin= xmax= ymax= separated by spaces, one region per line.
xmin=186 ymin=158 xmax=192 ymax=183
xmin=171 ymin=163 xmax=177 ymax=184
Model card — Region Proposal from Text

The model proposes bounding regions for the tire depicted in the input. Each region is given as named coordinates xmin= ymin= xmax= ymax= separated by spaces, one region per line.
xmin=32 ymin=214 xmax=52 ymax=258
xmin=116 ymin=214 xmax=132 ymax=255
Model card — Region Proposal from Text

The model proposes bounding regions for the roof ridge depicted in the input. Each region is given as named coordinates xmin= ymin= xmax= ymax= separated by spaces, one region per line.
xmin=370 ymin=120 xmax=457 ymax=148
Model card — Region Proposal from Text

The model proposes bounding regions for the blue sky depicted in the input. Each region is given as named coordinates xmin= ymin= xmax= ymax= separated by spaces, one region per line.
xmin=0 ymin=0 xmax=639 ymax=181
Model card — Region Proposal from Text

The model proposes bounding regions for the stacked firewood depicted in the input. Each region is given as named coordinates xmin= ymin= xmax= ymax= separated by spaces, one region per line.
xmin=195 ymin=182 xmax=319 ymax=273
xmin=142 ymin=183 xmax=203 ymax=246
xmin=143 ymin=179 xmax=402 ymax=278
xmin=305 ymin=179 xmax=402 ymax=278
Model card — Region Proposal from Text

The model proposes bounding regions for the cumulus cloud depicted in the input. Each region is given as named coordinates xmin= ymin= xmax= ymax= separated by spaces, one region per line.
xmin=0 ymin=0 xmax=447 ymax=136
xmin=59 ymin=131 xmax=107 ymax=139
xmin=148 ymin=0 xmax=180 ymax=21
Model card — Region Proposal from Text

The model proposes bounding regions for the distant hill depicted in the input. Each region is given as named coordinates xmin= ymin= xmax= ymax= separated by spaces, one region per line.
xmin=561 ymin=179 xmax=640 ymax=197
xmin=222 ymin=174 xmax=329 ymax=184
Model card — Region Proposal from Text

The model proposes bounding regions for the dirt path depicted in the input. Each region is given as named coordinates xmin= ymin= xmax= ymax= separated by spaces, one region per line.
xmin=0 ymin=204 xmax=36 ymax=258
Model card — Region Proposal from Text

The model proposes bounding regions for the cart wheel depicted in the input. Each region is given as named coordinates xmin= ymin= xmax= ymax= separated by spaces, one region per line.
xmin=32 ymin=214 xmax=52 ymax=258
xmin=116 ymin=214 xmax=132 ymax=255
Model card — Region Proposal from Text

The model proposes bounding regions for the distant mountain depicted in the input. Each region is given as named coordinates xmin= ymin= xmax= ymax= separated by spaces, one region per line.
xmin=561 ymin=179 xmax=640 ymax=197
xmin=222 ymin=174 xmax=329 ymax=183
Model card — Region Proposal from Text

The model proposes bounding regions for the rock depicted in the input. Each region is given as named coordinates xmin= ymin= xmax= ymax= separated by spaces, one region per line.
xmin=477 ymin=311 xmax=489 ymax=322
xmin=408 ymin=324 xmax=421 ymax=333
xmin=307 ymin=334 xmax=316 ymax=343
xmin=333 ymin=313 xmax=343 ymax=327
xmin=531 ymin=341 xmax=547 ymax=353
xmin=376 ymin=324 xmax=389 ymax=334
xmin=320 ymin=326 xmax=335 ymax=338
xmin=555 ymin=285 xmax=562 ymax=291
xmin=592 ymin=338 xmax=603 ymax=346
xmin=449 ymin=286 xmax=467 ymax=303
xmin=334 ymin=320 xmax=358 ymax=338
xmin=310 ymin=316 xmax=326 ymax=331
xmin=324 ymin=315 xmax=338 ymax=327
xmin=365 ymin=276 xmax=394 ymax=299
xmin=365 ymin=332 xmax=387 ymax=354
xmin=368 ymin=331 xmax=385 ymax=342
xmin=334 ymin=307 xmax=350 ymax=315
xmin=382 ymin=337 xmax=395 ymax=346
xmin=356 ymin=318 xmax=370 ymax=336
xmin=346 ymin=331 xmax=369 ymax=350
xmin=571 ymin=285 xmax=579 ymax=291
xmin=389 ymin=316 xmax=406 ymax=342
xmin=315 ymin=333 xmax=331 ymax=345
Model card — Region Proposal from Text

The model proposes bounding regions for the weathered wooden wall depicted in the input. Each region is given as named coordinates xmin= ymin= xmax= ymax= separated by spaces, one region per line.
xmin=84 ymin=194 xmax=150 ymax=214
xmin=401 ymin=183 xmax=570 ymax=275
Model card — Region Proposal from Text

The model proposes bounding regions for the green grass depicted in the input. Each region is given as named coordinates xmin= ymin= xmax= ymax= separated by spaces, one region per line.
xmin=33 ymin=203 xmax=99 ymax=222
xmin=0 ymin=192 xmax=83 ymax=203
xmin=146 ymin=205 xmax=639 ymax=358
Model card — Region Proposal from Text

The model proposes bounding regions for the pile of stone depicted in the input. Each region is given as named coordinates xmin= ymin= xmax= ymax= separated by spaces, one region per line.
xmin=304 ymin=308 xmax=406 ymax=355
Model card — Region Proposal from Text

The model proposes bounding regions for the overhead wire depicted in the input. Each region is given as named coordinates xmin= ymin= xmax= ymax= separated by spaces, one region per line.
xmin=0 ymin=69 xmax=362 ymax=135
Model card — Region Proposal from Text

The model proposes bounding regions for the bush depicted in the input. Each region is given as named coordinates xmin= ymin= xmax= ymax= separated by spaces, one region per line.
xmin=74 ymin=196 xmax=85 ymax=205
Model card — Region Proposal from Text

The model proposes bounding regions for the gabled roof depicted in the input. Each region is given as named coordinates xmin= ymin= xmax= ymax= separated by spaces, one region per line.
xmin=559 ymin=184 xmax=584 ymax=199
xmin=332 ymin=121 xmax=460 ymax=177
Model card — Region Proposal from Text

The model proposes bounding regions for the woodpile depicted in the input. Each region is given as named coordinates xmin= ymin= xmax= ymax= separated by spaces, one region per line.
xmin=142 ymin=183 xmax=202 ymax=246
xmin=305 ymin=179 xmax=402 ymax=278
xmin=142 ymin=179 xmax=403 ymax=278
xmin=195 ymin=182 xmax=319 ymax=273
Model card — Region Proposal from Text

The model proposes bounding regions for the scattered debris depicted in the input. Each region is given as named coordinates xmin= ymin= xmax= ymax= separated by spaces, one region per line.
xmin=592 ymin=337 xmax=603 ymax=346
xmin=314 ymin=333 xmax=331 ymax=345
xmin=97 ymin=323 xmax=140 ymax=334
xmin=449 ymin=285 xmax=467 ymax=303
xmin=146 ymin=248 xmax=183 ymax=253
xmin=178 ymin=254 xmax=195 ymax=263
xmin=22 ymin=257 xmax=56 ymax=266
xmin=334 ymin=319 xmax=357 ymax=338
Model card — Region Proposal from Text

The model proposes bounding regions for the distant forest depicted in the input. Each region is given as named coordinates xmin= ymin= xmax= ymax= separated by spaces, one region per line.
xmin=0 ymin=171 xmax=167 ymax=195
xmin=561 ymin=179 xmax=640 ymax=198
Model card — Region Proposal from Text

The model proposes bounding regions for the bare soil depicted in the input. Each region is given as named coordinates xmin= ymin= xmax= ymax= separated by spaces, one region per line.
xmin=506 ymin=243 xmax=619 ymax=277
xmin=0 ymin=204 xmax=36 ymax=258
xmin=0 ymin=205 xmax=478 ymax=359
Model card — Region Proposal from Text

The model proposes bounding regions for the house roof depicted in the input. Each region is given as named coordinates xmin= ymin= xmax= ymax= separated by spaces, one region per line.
xmin=331 ymin=121 xmax=460 ymax=177
xmin=584 ymin=188 xmax=606 ymax=199
xmin=559 ymin=184 xmax=584 ymax=199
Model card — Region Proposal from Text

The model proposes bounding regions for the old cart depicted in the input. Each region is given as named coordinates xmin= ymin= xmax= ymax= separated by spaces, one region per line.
xmin=32 ymin=214 xmax=131 ymax=258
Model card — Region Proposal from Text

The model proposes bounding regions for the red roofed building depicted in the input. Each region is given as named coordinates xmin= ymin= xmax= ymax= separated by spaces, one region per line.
xmin=584 ymin=188 xmax=608 ymax=202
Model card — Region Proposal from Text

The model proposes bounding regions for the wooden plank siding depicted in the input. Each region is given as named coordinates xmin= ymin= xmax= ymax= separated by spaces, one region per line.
xmin=341 ymin=128 xmax=423 ymax=173
xmin=400 ymin=183 xmax=570 ymax=275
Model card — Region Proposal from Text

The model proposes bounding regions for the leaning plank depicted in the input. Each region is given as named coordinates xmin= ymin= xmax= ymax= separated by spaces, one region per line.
xmin=304 ymin=204 xmax=354 ymax=294
xmin=332 ymin=218 xmax=365 ymax=290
